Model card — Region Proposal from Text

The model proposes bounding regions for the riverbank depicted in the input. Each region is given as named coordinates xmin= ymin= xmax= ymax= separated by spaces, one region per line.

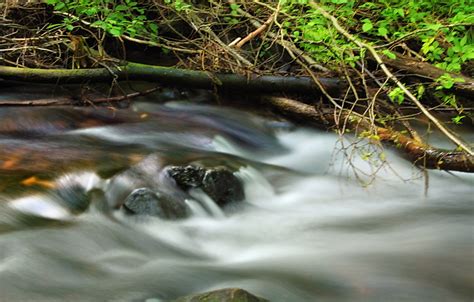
xmin=1 ymin=1 xmax=473 ymax=173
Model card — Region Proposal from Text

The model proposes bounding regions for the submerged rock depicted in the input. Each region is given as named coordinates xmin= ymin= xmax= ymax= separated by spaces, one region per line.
xmin=172 ymin=288 xmax=269 ymax=302
xmin=122 ymin=188 xmax=188 ymax=219
xmin=54 ymin=184 xmax=91 ymax=214
xmin=165 ymin=165 xmax=244 ymax=206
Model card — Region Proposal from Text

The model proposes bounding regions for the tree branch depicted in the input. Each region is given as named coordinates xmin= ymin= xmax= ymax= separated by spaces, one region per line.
xmin=309 ymin=0 xmax=473 ymax=155
xmin=264 ymin=96 xmax=474 ymax=173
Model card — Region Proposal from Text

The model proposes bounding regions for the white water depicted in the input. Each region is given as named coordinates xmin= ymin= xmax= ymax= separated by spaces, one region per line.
xmin=0 ymin=103 xmax=472 ymax=301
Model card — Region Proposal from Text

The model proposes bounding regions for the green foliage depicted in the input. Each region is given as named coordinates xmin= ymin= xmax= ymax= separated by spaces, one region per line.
xmin=280 ymin=0 xmax=472 ymax=127
xmin=451 ymin=115 xmax=466 ymax=124
xmin=280 ymin=3 xmax=347 ymax=65
xmin=432 ymin=73 xmax=466 ymax=111
xmin=382 ymin=49 xmax=396 ymax=59
xmin=362 ymin=19 xmax=373 ymax=32
xmin=224 ymin=3 xmax=241 ymax=25
xmin=435 ymin=73 xmax=465 ymax=90
xmin=164 ymin=0 xmax=191 ymax=12
xmin=388 ymin=87 xmax=405 ymax=105
xmin=281 ymin=0 xmax=473 ymax=73
xmin=45 ymin=0 xmax=158 ymax=39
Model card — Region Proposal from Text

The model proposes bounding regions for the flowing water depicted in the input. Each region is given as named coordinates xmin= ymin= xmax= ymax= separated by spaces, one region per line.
xmin=0 ymin=95 xmax=472 ymax=301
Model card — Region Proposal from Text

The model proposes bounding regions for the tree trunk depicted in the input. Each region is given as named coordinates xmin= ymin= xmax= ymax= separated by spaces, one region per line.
xmin=0 ymin=62 xmax=343 ymax=95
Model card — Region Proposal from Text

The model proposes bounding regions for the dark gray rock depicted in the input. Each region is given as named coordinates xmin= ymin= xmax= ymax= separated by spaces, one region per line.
xmin=172 ymin=288 xmax=269 ymax=302
xmin=165 ymin=165 xmax=244 ymax=206
xmin=122 ymin=188 xmax=188 ymax=219
xmin=201 ymin=168 xmax=244 ymax=206
xmin=166 ymin=165 xmax=206 ymax=190
xmin=54 ymin=184 xmax=91 ymax=214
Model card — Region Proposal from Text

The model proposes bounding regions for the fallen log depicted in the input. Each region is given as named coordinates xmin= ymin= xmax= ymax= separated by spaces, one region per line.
xmin=0 ymin=62 xmax=343 ymax=95
xmin=263 ymin=96 xmax=474 ymax=173
xmin=2 ymin=62 xmax=471 ymax=172
xmin=383 ymin=53 xmax=474 ymax=95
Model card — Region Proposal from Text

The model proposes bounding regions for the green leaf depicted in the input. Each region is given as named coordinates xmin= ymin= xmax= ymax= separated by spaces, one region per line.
xmin=425 ymin=23 xmax=442 ymax=31
xmin=446 ymin=62 xmax=461 ymax=72
xmin=362 ymin=19 xmax=373 ymax=32
xmin=115 ymin=5 xmax=128 ymax=11
xmin=417 ymin=85 xmax=425 ymax=98
xmin=382 ymin=49 xmax=396 ymax=59
xmin=442 ymin=94 xmax=457 ymax=107
xmin=54 ymin=2 xmax=65 ymax=10
xmin=84 ymin=8 xmax=98 ymax=16
xmin=421 ymin=37 xmax=435 ymax=54
xmin=359 ymin=2 xmax=377 ymax=9
xmin=109 ymin=28 xmax=122 ymax=37
xmin=91 ymin=20 xmax=105 ymax=28
xmin=394 ymin=8 xmax=405 ymax=17
xmin=378 ymin=26 xmax=388 ymax=36
xmin=389 ymin=87 xmax=405 ymax=105
xmin=149 ymin=23 xmax=158 ymax=34
xmin=452 ymin=115 xmax=465 ymax=124
xmin=436 ymin=73 xmax=465 ymax=90
xmin=462 ymin=50 xmax=474 ymax=60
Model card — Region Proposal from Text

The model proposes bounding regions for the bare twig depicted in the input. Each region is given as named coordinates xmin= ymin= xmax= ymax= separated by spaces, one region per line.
xmin=235 ymin=13 xmax=274 ymax=48
xmin=228 ymin=0 xmax=329 ymax=73
xmin=264 ymin=95 xmax=474 ymax=172
xmin=186 ymin=11 xmax=254 ymax=68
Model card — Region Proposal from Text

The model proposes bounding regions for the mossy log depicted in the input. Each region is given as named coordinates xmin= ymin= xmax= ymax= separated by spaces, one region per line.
xmin=0 ymin=62 xmax=342 ymax=95
xmin=263 ymin=96 xmax=474 ymax=173
xmin=2 ymin=62 xmax=471 ymax=172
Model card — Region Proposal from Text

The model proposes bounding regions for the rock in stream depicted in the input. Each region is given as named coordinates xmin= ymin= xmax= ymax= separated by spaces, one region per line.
xmin=122 ymin=188 xmax=189 ymax=219
xmin=165 ymin=165 xmax=244 ymax=206
xmin=172 ymin=288 xmax=269 ymax=302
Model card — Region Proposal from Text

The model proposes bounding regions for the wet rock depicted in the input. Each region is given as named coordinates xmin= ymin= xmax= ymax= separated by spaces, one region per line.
xmin=54 ymin=184 xmax=91 ymax=214
xmin=165 ymin=165 xmax=244 ymax=206
xmin=166 ymin=165 xmax=206 ymax=190
xmin=172 ymin=288 xmax=269 ymax=302
xmin=201 ymin=168 xmax=244 ymax=206
xmin=122 ymin=188 xmax=188 ymax=219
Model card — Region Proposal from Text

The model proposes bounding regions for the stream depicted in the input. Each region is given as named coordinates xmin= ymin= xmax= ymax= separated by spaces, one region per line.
xmin=0 ymin=92 xmax=473 ymax=301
